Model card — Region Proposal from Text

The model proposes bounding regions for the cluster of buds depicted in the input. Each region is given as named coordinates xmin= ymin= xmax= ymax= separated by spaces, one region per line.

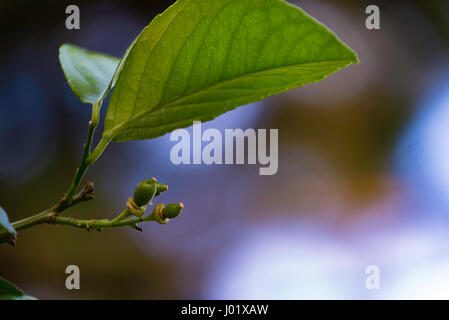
xmin=130 ymin=178 xmax=183 ymax=225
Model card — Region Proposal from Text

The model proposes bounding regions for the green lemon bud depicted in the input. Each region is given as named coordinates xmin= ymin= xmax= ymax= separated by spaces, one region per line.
xmin=155 ymin=182 xmax=168 ymax=196
xmin=151 ymin=203 xmax=168 ymax=224
xmin=133 ymin=180 xmax=157 ymax=207
xmin=162 ymin=203 xmax=184 ymax=219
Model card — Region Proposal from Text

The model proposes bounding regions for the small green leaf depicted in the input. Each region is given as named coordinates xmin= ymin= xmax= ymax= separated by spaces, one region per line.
xmin=0 ymin=207 xmax=16 ymax=236
xmin=0 ymin=277 xmax=36 ymax=300
xmin=59 ymin=44 xmax=120 ymax=104
xmin=103 ymin=0 xmax=358 ymax=142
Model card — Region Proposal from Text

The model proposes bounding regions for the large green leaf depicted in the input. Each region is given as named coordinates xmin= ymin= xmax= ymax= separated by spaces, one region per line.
xmin=103 ymin=0 xmax=358 ymax=142
xmin=111 ymin=37 xmax=139 ymax=89
xmin=0 ymin=207 xmax=16 ymax=236
xmin=59 ymin=44 xmax=120 ymax=105
xmin=0 ymin=277 xmax=36 ymax=300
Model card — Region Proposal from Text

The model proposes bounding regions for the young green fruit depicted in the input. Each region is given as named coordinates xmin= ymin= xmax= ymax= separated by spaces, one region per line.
xmin=162 ymin=203 xmax=184 ymax=219
xmin=133 ymin=180 xmax=157 ymax=207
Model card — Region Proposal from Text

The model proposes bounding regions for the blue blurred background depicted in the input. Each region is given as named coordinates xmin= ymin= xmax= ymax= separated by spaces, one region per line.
xmin=1 ymin=0 xmax=449 ymax=299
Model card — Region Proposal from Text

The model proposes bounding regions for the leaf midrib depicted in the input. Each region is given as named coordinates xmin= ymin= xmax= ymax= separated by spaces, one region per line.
xmin=103 ymin=58 xmax=354 ymax=140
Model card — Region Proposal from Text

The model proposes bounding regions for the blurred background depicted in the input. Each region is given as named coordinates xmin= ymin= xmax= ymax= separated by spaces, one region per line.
xmin=1 ymin=0 xmax=449 ymax=299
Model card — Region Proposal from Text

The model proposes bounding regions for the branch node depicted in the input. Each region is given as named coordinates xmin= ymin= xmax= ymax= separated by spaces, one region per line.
xmin=48 ymin=213 xmax=58 ymax=225
xmin=7 ymin=235 xmax=17 ymax=247
xmin=69 ymin=181 xmax=95 ymax=208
